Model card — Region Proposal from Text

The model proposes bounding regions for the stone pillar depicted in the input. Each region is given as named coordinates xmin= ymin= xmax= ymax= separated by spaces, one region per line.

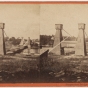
xmin=19 ymin=37 xmax=24 ymax=46
xmin=75 ymin=23 xmax=86 ymax=56
xmin=23 ymin=37 xmax=31 ymax=55
xmin=51 ymin=24 xmax=64 ymax=55
xmin=27 ymin=37 xmax=31 ymax=54
xmin=0 ymin=23 xmax=6 ymax=55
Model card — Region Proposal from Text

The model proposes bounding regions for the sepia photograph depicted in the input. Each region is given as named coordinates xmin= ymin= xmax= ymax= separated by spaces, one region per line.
xmin=0 ymin=3 xmax=40 ymax=83
xmin=0 ymin=1 xmax=88 ymax=86
xmin=40 ymin=4 xmax=88 ymax=83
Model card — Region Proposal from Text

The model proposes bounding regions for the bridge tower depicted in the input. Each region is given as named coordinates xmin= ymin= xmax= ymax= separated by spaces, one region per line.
xmin=0 ymin=23 xmax=6 ymax=55
xmin=19 ymin=37 xmax=24 ymax=46
xmin=22 ymin=37 xmax=31 ymax=55
xmin=75 ymin=23 xmax=86 ymax=56
xmin=51 ymin=24 xmax=64 ymax=55
xmin=27 ymin=37 xmax=31 ymax=54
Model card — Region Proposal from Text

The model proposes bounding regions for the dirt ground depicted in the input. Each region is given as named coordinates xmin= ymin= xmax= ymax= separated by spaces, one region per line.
xmin=1 ymin=54 xmax=88 ymax=83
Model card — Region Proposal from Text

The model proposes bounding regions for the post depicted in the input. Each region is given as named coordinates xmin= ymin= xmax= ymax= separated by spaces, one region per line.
xmin=22 ymin=37 xmax=31 ymax=55
xmin=27 ymin=37 xmax=31 ymax=55
xmin=75 ymin=23 xmax=86 ymax=56
xmin=0 ymin=23 xmax=6 ymax=55
xmin=19 ymin=37 xmax=24 ymax=46
xmin=51 ymin=24 xmax=64 ymax=55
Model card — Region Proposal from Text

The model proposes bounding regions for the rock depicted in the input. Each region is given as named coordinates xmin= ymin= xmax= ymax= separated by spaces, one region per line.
xmin=54 ymin=71 xmax=65 ymax=77
xmin=49 ymin=72 xmax=54 ymax=76
xmin=77 ymin=76 xmax=80 ymax=79
xmin=61 ymin=77 xmax=65 ymax=81
xmin=0 ymin=76 xmax=2 ymax=82
xmin=77 ymin=78 xmax=82 ymax=82
xmin=77 ymin=76 xmax=82 ymax=82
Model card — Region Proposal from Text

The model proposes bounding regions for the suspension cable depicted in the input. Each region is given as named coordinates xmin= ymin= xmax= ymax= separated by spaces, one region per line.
xmin=3 ymin=30 xmax=8 ymax=38
xmin=85 ymin=31 xmax=88 ymax=38
xmin=49 ymin=36 xmax=70 ymax=53
xmin=63 ymin=29 xmax=74 ymax=37
xmin=49 ymin=29 xmax=76 ymax=52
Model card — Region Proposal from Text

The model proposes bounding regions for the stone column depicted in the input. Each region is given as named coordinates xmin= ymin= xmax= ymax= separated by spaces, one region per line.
xmin=51 ymin=24 xmax=64 ymax=55
xmin=27 ymin=37 xmax=31 ymax=54
xmin=75 ymin=23 xmax=86 ymax=56
xmin=19 ymin=37 xmax=24 ymax=46
xmin=0 ymin=23 xmax=6 ymax=55
xmin=22 ymin=37 xmax=31 ymax=55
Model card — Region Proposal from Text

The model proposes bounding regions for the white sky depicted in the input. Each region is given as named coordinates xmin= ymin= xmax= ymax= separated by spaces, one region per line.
xmin=40 ymin=4 xmax=88 ymax=37
xmin=1 ymin=4 xmax=88 ymax=39
xmin=0 ymin=4 xmax=40 ymax=39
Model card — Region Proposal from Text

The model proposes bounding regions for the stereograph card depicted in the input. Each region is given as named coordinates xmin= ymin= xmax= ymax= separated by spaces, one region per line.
xmin=0 ymin=1 xmax=87 ymax=87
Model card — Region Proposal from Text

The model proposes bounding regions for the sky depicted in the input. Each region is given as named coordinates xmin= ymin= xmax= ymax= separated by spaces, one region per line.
xmin=40 ymin=4 xmax=88 ymax=37
xmin=0 ymin=4 xmax=40 ymax=39
xmin=1 ymin=4 xmax=88 ymax=39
